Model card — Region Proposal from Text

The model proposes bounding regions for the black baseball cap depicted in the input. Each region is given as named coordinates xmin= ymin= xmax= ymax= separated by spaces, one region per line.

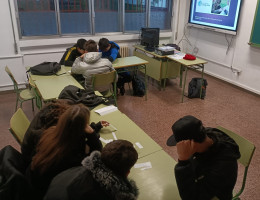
xmin=166 ymin=115 xmax=205 ymax=146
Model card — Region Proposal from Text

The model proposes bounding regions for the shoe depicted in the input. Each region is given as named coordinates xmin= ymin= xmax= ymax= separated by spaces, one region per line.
xmin=120 ymin=86 xmax=125 ymax=96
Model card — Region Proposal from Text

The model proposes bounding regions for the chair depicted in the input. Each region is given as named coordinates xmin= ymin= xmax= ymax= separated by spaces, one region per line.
xmin=119 ymin=46 xmax=132 ymax=92
xmin=9 ymin=108 xmax=30 ymax=145
xmin=5 ymin=66 xmax=36 ymax=112
xmin=28 ymin=77 xmax=42 ymax=110
xmin=91 ymin=71 xmax=117 ymax=106
xmin=217 ymin=126 xmax=256 ymax=200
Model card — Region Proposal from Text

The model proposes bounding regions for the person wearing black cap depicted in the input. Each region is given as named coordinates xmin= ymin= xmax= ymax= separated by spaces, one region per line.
xmin=167 ymin=115 xmax=241 ymax=200
xmin=60 ymin=38 xmax=87 ymax=66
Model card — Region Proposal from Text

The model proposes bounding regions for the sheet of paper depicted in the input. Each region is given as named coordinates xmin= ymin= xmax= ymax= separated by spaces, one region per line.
xmin=112 ymin=132 xmax=117 ymax=140
xmin=100 ymin=137 xmax=113 ymax=144
xmin=109 ymin=124 xmax=117 ymax=131
xmin=95 ymin=105 xmax=118 ymax=116
xmin=135 ymin=142 xmax=144 ymax=149
xmin=134 ymin=162 xmax=152 ymax=170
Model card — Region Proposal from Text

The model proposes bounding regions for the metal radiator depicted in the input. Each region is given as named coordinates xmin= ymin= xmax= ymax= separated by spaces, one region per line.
xmin=119 ymin=46 xmax=129 ymax=57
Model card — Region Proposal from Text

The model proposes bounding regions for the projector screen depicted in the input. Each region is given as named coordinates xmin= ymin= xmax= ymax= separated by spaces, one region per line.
xmin=188 ymin=0 xmax=242 ymax=35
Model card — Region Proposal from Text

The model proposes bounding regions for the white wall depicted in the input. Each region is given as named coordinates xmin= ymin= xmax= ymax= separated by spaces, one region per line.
xmin=176 ymin=0 xmax=260 ymax=95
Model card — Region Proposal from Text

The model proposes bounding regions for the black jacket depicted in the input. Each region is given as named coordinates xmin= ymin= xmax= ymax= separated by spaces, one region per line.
xmin=175 ymin=128 xmax=241 ymax=200
xmin=0 ymin=145 xmax=32 ymax=200
xmin=21 ymin=100 xmax=103 ymax=166
xmin=44 ymin=151 xmax=139 ymax=200
xmin=59 ymin=45 xmax=82 ymax=66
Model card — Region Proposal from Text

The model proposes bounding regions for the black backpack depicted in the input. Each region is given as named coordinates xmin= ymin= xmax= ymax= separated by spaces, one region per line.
xmin=188 ymin=78 xmax=208 ymax=99
xmin=132 ymin=75 xmax=145 ymax=97
xmin=58 ymin=85 xmax=112 ymax=109
xmin=28 ymin=62 xmax=61 ymax=75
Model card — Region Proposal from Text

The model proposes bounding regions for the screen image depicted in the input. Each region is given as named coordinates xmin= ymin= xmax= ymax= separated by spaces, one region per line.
xmin=188 ymin=0 xmax=242 ymax=34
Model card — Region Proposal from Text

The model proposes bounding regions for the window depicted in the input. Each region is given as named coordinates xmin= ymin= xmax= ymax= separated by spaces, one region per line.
xmin=15 ymin=0 xmax=173 ymax=37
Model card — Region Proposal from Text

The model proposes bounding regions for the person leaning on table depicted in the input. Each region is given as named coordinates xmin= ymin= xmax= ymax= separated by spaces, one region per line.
xmin=71 ymin=39 xmax=115 ymax=91
xmin=167 ymin=115 xmax=241 ymax=200
xmin=44 ymin=140 xmax=139 ymax=200
xmin=59 ymin=38 xmax=87 ymax=66
xmin=25 ymin=104 xmax=109 ymax=200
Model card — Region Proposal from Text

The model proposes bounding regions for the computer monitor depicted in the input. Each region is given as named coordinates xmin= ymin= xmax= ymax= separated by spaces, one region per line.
xmin=141 ymin=28 xmax=160 ymax=52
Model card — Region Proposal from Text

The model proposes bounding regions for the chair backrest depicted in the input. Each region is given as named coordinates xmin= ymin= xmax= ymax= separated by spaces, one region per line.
xmin=91 ymin=71 xmax=117 ymax=87
xmin=5 ymin=66 xmax=19 ymax=92
xmin=217 ymin=126 xmax=255 ymax=199
xmin=9 ymin=108 xmax=30 ymax=145
xmin=119 ymin=46 xmax=129 ymax=57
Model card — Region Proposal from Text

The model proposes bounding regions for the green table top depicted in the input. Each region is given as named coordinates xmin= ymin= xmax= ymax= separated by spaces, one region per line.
xmin=31 ymin=75 xmax=83 ymax=102
xmin=129 ymin=150 xmax=180 ymax=200
xmin=112 ymin=56 xmax=148 ymax=69
xmin=90 ymin=104 xmax=162 ymax=158
xmin=167 ymin=54 xmax=207 ymax=67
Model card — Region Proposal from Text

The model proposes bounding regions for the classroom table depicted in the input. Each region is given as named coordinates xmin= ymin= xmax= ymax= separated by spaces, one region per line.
xmin=133 ymin=45 xmax=180 ymax=90
xmin=166 ymin=54 xmax=207 ymax=103
xmin=129 ymin=150 xmax=180 ymax=200
xmin=90 ymin=104 xmax=162 ymax=158
xmin=28 ymin=66 xmax=84 ymax=102
xmin=90 ymin=104 xmax=180 ymax=199
xmin=112 ymin=56 xmax=149 ymax=100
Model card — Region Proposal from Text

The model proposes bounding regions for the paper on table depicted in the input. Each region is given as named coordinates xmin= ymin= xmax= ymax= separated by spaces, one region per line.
xmin=168 ymin=53 xmax=184 ymax=60
xmin=95 ymin=105 xmax=118 ymax=116
xmin=100 ymin=137 xmax=113 ymax=144
xmin=135 ymin=142 xmax=144 ymax=149
xmin=112 ymin=132 xmax=117 ymax=140
xmin=134 ymin=162 xmax=152 ymax=170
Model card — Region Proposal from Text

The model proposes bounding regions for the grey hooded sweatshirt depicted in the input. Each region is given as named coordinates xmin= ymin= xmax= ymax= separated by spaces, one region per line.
xmin=72 ymin=52 xmax=115 ymax=90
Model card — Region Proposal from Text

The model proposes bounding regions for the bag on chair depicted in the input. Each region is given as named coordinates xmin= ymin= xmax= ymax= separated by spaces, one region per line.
xmin=188 ymin=78 xmax=208 ymax=99
xmin=28 ymin=62 xmax=61 ymax=75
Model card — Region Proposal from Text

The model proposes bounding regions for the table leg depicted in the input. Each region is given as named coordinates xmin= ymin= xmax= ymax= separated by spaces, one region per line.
xmin=181 ymin=65 xmax=188 ymax=103
xmin=199 ymin=64 xmax=205 ymax=99
xmin=144 ymin=64 xmax=147 ymax=101
xmin=179 ymin=65 xmax=184 ymax=88
xmin=163 ymin=59 xmax=169 ymax=90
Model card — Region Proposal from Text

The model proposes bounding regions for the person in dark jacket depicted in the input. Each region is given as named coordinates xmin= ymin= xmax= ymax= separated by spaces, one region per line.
xmin=98 ymin=38 xmax=132 ymax=95
xmin=167 ymin=115 xmax=241 ymax=200
xmin=44 ymin=140 xmax=139 ymax=200
xmin=21 ymin=99 xmax=106 ymax=166
xmin=59 ymin=38 xmax=87 ymax=66
xmin=26 ymin=104 xmax=109 ymax=200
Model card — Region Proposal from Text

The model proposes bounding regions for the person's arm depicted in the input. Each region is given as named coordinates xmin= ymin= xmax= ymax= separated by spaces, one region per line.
xmin=108 ymin=48 xmax=119 ymax=62
xmin=71 ymin=56 xmax=86 ymax=74
xmin=64 ymin=48 xmax=77 ymax=66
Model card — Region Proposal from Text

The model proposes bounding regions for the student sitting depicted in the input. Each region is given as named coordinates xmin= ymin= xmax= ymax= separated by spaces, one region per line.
xmin=72 ymin=40 xmax=115 ymax=92
xmin=26 ymin=104 xmax=109 ymax=199
xmin=44 ymin=140 xmax=139 ymax=200
xmin=167 ymin=115 xmax=241 ymax=200
xmin=98 ymin=38 xmax=132 ymax=95
xmin=21 ymin=99 xmax=106 ymax=166
xmin=59 ymin=38 xmax=87 ymax=66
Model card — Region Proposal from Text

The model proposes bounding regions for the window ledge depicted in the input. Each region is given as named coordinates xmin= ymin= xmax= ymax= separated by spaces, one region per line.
xmin=19 ymin=32 xmax=173 ymax=48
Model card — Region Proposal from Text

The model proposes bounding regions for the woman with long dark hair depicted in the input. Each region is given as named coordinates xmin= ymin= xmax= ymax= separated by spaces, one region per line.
xmin=27 ymin=103 xmax=106 ymax=199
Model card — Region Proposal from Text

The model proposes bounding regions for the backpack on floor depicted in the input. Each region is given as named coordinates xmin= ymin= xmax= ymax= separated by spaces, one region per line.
xmin=188 ymin=78 xmax=208 ymax=99
xmin=132 ymin=75 xmax=145 ymax=97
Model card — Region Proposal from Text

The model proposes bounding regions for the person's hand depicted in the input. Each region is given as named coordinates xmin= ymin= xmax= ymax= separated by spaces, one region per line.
xmin=100 ymin=121 xmax=109 ymax=127
xmin=176 ymin=140 xmax=197 ymax=161
xmin=80 ymin=53 xmax=85 ymax=58
xmin=85 ymin=124 xmax=94 ymax=134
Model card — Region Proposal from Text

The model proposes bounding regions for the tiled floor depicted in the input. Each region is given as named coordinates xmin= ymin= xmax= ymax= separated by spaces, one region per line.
xmin=1 ymin=70 xmax=260 ymax=199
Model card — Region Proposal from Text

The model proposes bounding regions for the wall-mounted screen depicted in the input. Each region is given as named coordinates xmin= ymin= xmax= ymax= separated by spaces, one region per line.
xmin=188 ymin=0 xmax=242 ymax=35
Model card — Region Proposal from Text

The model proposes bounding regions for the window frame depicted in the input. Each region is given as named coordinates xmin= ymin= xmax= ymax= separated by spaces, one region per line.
xmin=14 ymin=0 xmax=173 ymax=39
